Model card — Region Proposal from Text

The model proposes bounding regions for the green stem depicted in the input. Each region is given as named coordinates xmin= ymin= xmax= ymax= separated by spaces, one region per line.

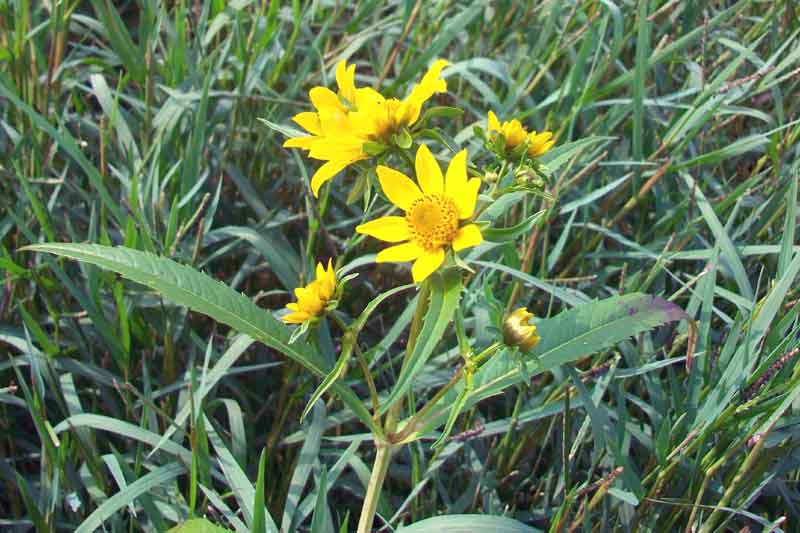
xmin=357 ymin=441 xmax=393 ymax=533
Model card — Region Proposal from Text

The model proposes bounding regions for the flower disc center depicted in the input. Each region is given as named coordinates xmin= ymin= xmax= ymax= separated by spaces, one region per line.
xmin=406 ymin=194 xmax=459 ymax=250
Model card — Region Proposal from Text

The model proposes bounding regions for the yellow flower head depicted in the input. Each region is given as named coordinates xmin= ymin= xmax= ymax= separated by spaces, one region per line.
xmin=356 ymin=145 xmax=483 ymax=283
xmin=487 ymin=110 xmax=555 ymax=159
xmin=502 ymin=307 xmax=541 ymax=352
xmin=284 ymin=60 xmax=449 ymax=197
xmin=283 ymin=260 xmax=337 ymax=324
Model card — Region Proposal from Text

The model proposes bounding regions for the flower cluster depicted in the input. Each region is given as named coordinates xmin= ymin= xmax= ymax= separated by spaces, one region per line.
xmin=284 ymin=60 xmax=449 ymax=196
xmin=279 ymin=59 xmax=555 ymax=326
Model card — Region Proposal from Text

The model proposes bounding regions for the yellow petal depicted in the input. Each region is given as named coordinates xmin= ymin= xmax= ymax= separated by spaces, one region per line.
xmin=445 ymin=150 xmax=480 ymax=218
xmin=411 ymin=248 xmax=445 ymax=283
xmin=377 ymin=166 xmax=423 ymax=211
xmin=452 ymin=224 xmax=483 ymax=251
xmin=487 ymin=110 xmax=501 ymax=132
xmin=400 ymin=59 xmax=449 ymax=126
xmin=355 ymin=216 xmax=411 ymax=243
xmin=415 ymin=144 xmax=444 ymax=195
xmin=282 ymin=311 xmax=310 ymax=324
xmin=376 ymin=241 xmax=425 ymax=263
xmin=453 ymin=178 xmax=481 ymax=219
xmin=292 ymin=112 xmax=322 ymax=135
xmin=315 ymin=261 xmax=327 ymax=282
xmin=283 ymin=136 xmax=316 ymax=150
xmin=311 ymin=159 xmax=350 ymax=197
xmin=336 ymin=61 xmax=357 ymax=103
xmin=444 ymin=149 xmax=467 ymax=194
xmin=309 ymin=87 xmax=344 ymax=113
xmin=286 ymin=303 xmax=301 ymax=312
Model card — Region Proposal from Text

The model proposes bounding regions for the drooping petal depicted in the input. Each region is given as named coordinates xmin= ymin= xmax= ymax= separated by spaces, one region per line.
xmin=355 ymin=216 xmax=411 ymax=243
xmin=487 ymin=110 xmax=501 ymax=132
xmin=286 ymin=303 xmax=301 ymax=312
xmin=411 ymin=247 xmax=445 ymax=283
xmin=292 ymin=112 xmax=322 ymax=135
xmin=311 ymin=159 xmax=351 ymax=196
xmin=415 ymin=144 xmax=444 ymax=195
xmin=309 ymin=87 xmax=344 ymax=113
xmin=377 ymin=165 xmax=423 ymax=211
xmin=452 ymin=224 xmax=483 ymax=251
xmin=376 ymin=241 xmax=425 ymax=263
xmin=400 ymin=59 xmax=449 ymax=126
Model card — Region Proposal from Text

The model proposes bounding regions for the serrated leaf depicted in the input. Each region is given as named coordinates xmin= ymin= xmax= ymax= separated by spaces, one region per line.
xmin=24 ymin=243 xmax=378 ymax=434
xmin=483 ymin=210 xmax=545 ymax=242
xmin=472 ymin=293 xmax=688 ymax=402
xmin=415 ymin=294 xmax=689 ymax=437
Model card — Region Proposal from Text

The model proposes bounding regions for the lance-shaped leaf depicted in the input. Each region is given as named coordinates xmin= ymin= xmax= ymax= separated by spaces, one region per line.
xmin=379 ymin=271 xmax=463 ymax=415
xmin=414 ymin=293 xmax=690 ymax=437
xmin=23 ymin=243 xmax=377 ymax=434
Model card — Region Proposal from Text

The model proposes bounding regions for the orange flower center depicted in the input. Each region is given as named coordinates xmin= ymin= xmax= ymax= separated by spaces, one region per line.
xmin=406 ymin=194 xmax=459 ymax=250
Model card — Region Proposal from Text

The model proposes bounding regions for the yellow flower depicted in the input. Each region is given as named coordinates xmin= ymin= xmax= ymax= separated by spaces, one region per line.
xmin=487 ymin=110 xmax=555 ymax=158
xmin=283 ymin=260 xmax=337 ymax=324
xmin=502 ymin=307 xmax=541 ymax=352
xmin=356 ymin=145 xmax=482 ymax=283
xmin=284 ymin=60 xmax=449 ymax=196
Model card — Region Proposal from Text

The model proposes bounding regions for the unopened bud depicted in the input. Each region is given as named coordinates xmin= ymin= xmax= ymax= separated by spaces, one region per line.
xmin=503 ymin=307 xmax=541 ymax=352
xmin=484 ymin=171 xmax=499 ymax=183
xmin=514 ymin=166 xmax=545 ymax=188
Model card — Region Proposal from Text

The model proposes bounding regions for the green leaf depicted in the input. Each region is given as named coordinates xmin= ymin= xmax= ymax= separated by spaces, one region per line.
xmin=252 ymin=449 xmax=268 ymax=533
xmin=310 ymin=467 xmax=333 ymax=533
xmin=24 ymin=243 xmax=378 ymax=434
xmin=483 ymin=210 xmax=545 ymax=242
xmin=398 ymin=514 xmax=541 ymax=532
xmin=0 ymin=81 xmax=125 ymax=225
xmin=282 ymin=401 xmax=325 ymax=531
xmin=302 ymin=283 xmax=415 ymax=421
xmin=467 ymin=294 xmax=689 ymax=410
xmin=379 ymin=271 xmax=463 ymax=415
xmin=76 ymin=463 xmax=185 ymax=533
xmin=680 ymin=172 xmax=753 ymax=300
xmin=167 ymin=518 xmax=234 ymax=533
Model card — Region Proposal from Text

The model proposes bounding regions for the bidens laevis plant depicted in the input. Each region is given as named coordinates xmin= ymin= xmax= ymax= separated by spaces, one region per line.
xmin=25 ymin=56 xmax=691 ymax=533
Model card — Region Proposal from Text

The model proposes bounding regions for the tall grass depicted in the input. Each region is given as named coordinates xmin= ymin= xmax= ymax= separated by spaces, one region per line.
xmin=1 ymin=1 xmax=799 ymax=531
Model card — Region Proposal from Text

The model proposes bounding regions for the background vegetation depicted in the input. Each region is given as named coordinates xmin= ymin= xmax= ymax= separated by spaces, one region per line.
xmin=1 ymin=0 xmax=799 ymax=531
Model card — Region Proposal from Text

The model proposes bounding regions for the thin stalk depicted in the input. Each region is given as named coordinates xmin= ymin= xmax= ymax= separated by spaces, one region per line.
xmin=357 ymin=441 xmax=393 ymax=533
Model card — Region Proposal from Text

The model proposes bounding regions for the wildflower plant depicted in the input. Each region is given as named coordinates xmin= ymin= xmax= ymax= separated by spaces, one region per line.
xmin=24 ymin=58 xmax=694 ymax=533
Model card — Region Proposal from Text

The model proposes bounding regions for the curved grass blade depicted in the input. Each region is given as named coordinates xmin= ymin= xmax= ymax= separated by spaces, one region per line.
xmin=76 ymin=463 xmax=185 ymax=533
xmin=399 ymin=514 xmax=541 ymax=533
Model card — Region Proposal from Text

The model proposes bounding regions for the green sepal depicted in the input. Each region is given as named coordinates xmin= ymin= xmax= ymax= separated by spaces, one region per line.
xmin=393 ymin=128 xmax=413 ymax=149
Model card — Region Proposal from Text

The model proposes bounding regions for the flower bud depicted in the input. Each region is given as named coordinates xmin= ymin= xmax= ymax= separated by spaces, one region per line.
xmin=503 ymin=307 xmax=541 ymax=352
xmin=514 ymin=166 xmax=545 ymax=188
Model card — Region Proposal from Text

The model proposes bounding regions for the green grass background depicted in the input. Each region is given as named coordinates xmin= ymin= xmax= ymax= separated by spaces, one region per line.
xmin=1 ymin=0 xmax=800 ymax=531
